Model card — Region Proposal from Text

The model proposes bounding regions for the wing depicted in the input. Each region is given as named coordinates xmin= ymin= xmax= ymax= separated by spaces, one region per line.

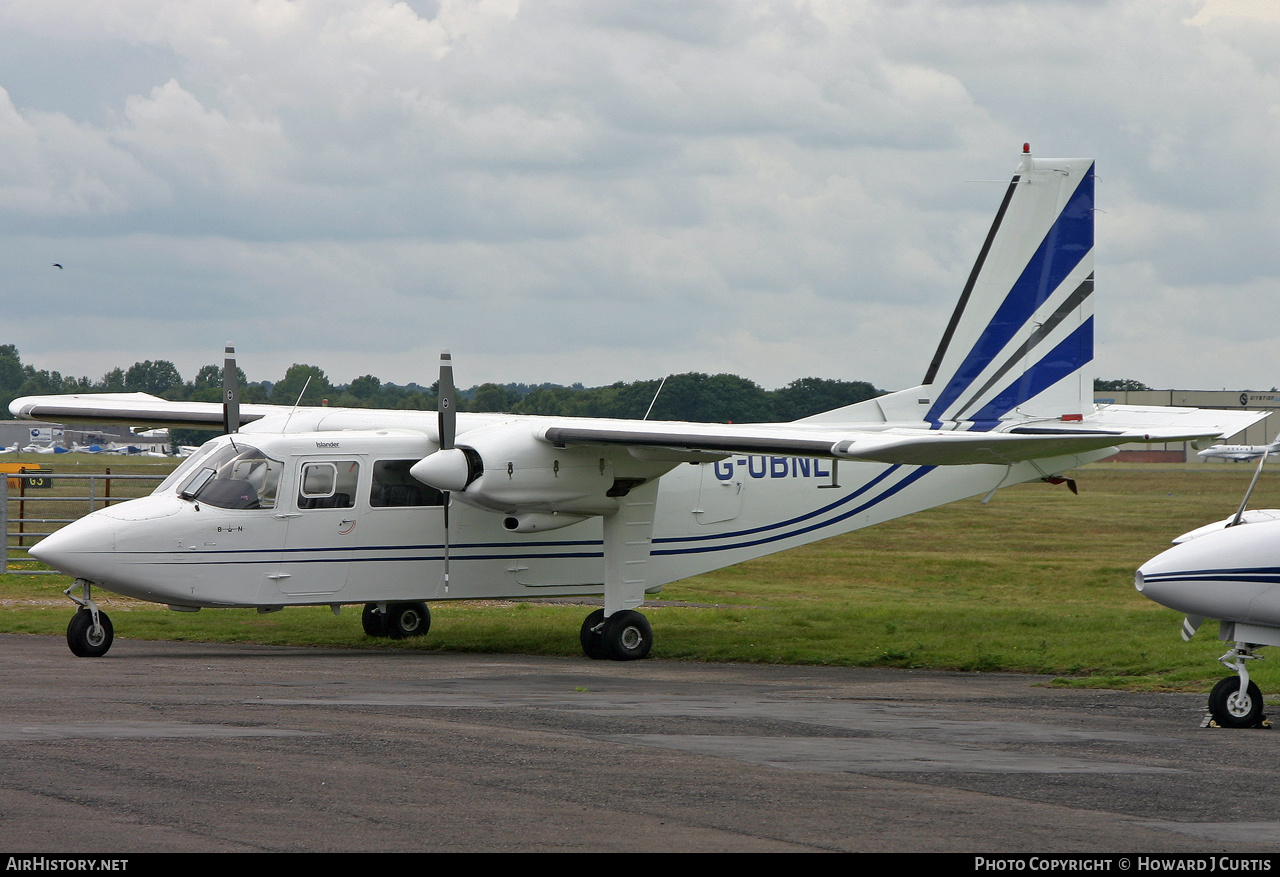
xmin=8 ymin=393 xmax=290 ymax=430
xmin=538 ymin=405 xmax=1268 ymax=467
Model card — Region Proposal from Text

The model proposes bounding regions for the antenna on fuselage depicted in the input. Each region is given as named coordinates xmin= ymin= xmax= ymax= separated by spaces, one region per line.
xmin=1229 ymin=448 xmax=1271 ymax=528
xmin=643 ymin=375 xmax=668 ymax=421
xmin=281 ymin=376 xmax=312 ymax=434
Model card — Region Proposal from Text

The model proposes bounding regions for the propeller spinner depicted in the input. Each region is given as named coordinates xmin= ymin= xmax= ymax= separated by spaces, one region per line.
xmin=410 ymin=350 xmax=479 ymax=492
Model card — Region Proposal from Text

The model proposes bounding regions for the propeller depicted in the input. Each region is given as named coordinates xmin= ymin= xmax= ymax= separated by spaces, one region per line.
xmin=223 ymin=344 xmax=240 ymax=435
xmin=1182 ymin=614 xmax=1203 ymax=642
xmin=410 ymin=351 xmax=480 ymax=491
xmin=408 ymin=351 xmax=487 ymax=593
xmin=439 ymin=351 xmax=453 ymax=594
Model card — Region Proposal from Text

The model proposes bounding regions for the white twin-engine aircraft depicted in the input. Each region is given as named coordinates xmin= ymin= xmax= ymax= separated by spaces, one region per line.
xmin=15 ymin=148 xmax=1265 ymax=662
xmin=1197 ymin=438 xmax=1280 ymax=463
xmin=1138 ymin=450 xmax=1280 ymax=728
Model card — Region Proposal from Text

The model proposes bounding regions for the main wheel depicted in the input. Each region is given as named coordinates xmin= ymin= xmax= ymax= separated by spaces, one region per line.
xmin=580 ymin=609 xmax=607 ymax=660
xmin=383 ymin=602 xmax=431 ymax=639
xmin=361 ymin=604 xmax=387 ymax=637
xmin=1208 ymin=676 xmax=1264 ymax=728
xmin=67 ymin=609 xmax=113 ymax=658
xmin=601 ymin=609 xmax=652 ymax=661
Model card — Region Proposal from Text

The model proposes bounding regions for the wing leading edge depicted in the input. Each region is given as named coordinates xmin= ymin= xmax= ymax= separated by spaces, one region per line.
xmin=9 ymin=393 xmax=288 ymax=430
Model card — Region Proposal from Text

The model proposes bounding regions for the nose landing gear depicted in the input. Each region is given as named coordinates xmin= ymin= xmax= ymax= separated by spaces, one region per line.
xmin=64 ymin=579 xmax=114 ymax=658
xmin=1207 ymin=644 xmax=1269 ymax=728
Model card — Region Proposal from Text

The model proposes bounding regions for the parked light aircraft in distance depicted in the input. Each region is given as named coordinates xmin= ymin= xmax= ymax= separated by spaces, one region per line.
xmin=1137 ymin=452 xmax=1280 ymax=727
xmin=1197 ymin=438 xmax=1280 ymax=463
xmin=14 ymin=147 xmax=1266 ymax=662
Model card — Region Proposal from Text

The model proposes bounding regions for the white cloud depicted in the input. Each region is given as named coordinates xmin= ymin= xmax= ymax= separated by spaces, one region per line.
xmin=1 ymin=0 xmax=1278 ymax=396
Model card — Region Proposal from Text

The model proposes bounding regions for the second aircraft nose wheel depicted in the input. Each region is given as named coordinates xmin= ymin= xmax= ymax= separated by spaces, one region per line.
xmin=1208 ymin=676 xmax=1266 ymax=728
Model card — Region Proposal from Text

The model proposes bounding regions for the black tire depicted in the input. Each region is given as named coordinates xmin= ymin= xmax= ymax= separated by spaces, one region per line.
xmin=580 ymin=608 xmax=607 ymax=660
xmin=383 ymin=602 xmax=431 ymax=639
xmin=361 ymin=603 xmax=387 ymax=637
xmin=1209 ymin=676 xmax=1264 ymax=728
xmin=67 ymin=609 xmax=113 ymax=658
xmin=602 ymin=609 xmax=652 ymax=661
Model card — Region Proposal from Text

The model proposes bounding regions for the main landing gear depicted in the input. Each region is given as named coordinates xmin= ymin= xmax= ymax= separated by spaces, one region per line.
xmin=1207 ymin=644 xmax=1269 ymax=729
xmin=65 ymin=579 xmax=114 ymax=658
xmin=362 ymin=602 xmax=432 ymax=639
xmin=579 ymin=608 xmax=652 ymax=661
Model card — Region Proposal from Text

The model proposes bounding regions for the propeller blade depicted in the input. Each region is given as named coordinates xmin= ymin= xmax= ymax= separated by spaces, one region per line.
xmin=223 ymin=344 xmax=240 ymax=435
xmin=442 ymin=492 xmax=450 ymax=595
xmin=436 ymin=349 xmax=457 ymax=595
xmin=1182 ymin=614 xmax=1203 ymax=642
xmin=438 ymin=349 xmax=456 ymax=452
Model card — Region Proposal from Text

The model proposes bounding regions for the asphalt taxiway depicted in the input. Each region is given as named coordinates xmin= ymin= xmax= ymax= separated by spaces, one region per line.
xmin=2 ymin=633 xmax=1279 ymax=852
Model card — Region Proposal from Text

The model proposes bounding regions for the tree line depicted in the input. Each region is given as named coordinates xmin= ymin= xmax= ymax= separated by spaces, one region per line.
xmin=1 ymin=344 xmax=1157 ymax=436
xmin=0 ymin=344 xmax=886 ymax=428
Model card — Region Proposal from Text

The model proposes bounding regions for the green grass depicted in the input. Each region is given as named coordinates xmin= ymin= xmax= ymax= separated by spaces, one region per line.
xmin=3 ymin=461 xmax=1278 ymax=691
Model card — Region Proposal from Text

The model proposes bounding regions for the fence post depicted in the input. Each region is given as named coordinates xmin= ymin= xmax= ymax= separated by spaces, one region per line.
xmin=1 ymin=472 xmax=7 ymax=574
xmin=17 ymin=467 xmax=25 ymax=547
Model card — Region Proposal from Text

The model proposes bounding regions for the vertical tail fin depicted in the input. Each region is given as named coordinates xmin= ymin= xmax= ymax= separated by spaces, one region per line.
xmin=922 ymin=148 xmax=1095 ymax=425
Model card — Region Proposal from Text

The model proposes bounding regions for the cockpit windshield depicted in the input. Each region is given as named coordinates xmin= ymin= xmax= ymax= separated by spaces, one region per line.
xmin=154 ymin=440 xmax=220 ymax=496
xmin=175 ymin=442 xmax=283 ymax=510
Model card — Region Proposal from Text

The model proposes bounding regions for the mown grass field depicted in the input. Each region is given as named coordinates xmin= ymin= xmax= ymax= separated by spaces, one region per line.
xmin=1 ymin=453 xmax=1276 ymax=692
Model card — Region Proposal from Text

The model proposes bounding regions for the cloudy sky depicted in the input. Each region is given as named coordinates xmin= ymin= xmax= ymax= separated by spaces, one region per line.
xmin=2 ymin=0 xmax=1277 ymax=394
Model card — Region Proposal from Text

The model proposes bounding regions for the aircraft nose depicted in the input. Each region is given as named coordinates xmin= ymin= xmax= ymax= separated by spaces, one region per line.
xmin=1135 ymin=524 xmax=1277 ymax=622
xmin=28 ymin=515 xmax=116 ymax=580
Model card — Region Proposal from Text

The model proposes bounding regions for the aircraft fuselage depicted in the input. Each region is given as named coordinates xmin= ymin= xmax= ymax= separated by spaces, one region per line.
xmin=33 ymin=425 xmax=1105 ymax=611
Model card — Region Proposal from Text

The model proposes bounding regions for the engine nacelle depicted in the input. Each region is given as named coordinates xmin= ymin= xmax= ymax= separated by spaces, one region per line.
xmin=412 ymin=423 xmax=623 ymax=516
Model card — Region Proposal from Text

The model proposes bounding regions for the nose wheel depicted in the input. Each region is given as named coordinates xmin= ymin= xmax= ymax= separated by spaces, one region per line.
xmin=1208 ymin=676 xmax=1264 ymax=728
xmin=64 ymin=579 xmax=113 ymax=658
xmin=1207 ymin=644 xmax=1269 ymax=728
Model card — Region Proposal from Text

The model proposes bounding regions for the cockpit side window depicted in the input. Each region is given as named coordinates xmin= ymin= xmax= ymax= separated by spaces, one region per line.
xmin=370 ymin=460 xmax=444 ymax=507
xmin=298 ymin=460 xmax=359 ymax=509
xmin=177 ymin=443 xmax=283 ymax=510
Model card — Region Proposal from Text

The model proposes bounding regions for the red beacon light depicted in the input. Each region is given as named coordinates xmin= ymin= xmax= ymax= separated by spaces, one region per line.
xmin=1023 ymin=142 xmax=1031 ymax=154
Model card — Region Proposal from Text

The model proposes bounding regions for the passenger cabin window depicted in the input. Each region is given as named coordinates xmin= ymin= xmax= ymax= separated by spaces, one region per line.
xmin=298 ymin=461 xmax=359 ymax=509
xmin=370 ymin=460 xmax=444 ymax=507
xmin=177 ymin=443 xmax=283 ymax=510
